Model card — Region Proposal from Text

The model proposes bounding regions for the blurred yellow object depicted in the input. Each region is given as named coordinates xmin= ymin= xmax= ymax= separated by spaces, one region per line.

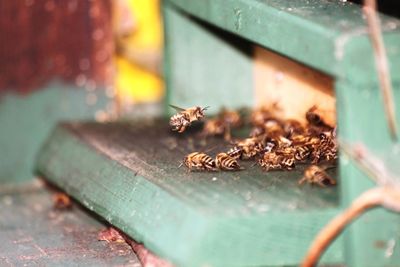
xmin=116 ymin=56 xmax=163 ymax=103
xmin=114 ymin=0 xmax=163 ymax=106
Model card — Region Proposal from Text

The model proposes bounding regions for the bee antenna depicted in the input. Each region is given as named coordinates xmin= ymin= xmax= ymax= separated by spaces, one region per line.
xmin=202 ymin=106 xmax=210 ymax=111
xmin=178 ymin=162 xmax=184 ymax=168
xmin=250 ymin=162 xmax=258 ymax=168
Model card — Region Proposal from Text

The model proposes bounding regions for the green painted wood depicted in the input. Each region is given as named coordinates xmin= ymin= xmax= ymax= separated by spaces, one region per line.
xmin=165 ymin=0 xmax=400 ymax=80
xmin=36 ymin=121 xmax=344 ymax=266
xmin=163 ymin=1 xmax=400 ymax=266
xmin=336 ymin=78 xmax=400 ymax=266
xmin=0 ymin=81 xmax=109 ymax=183
xmin=0 ymin=179 xmax=140 ymax=266
xmin=164 ymin=3 xmax=254 ymax=115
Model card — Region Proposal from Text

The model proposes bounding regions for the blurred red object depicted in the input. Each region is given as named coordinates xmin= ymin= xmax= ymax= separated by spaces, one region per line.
xmin=0 ymin=0 xmax=114 ymax=94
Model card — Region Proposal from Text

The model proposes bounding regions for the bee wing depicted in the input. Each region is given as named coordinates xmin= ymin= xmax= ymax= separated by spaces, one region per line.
xmin=169 ymin=104 xmax=186 ymax=112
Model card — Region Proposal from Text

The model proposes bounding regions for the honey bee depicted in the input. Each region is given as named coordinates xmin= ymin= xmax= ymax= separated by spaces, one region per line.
xmin=183 ymin=152 xmax=216 ymax=171
xmin=249 ymin=126 xmax=265 ymax=138
xmin=215 ymin=152 xmax=242 ymax=171
xmin=311 ymin=132 xmax=338 ymax=164
xmin=251 ymin=103 xmax=281 ymax=127
xmin=276 ymin=146 xmax=296 ymax=169
xmin=226 ymin=146 xmax=243 ymax=160
xmin=283 ymin=119 xmax=305 ymax=137
xmin=202 ymin=118 xmax=226 ymax=136
xmin=261 ymin=138 xmax=277 ymax=153
xmin=230 ymin=137 xmax=264 ymax=160
xmin=306 ymin=106 xmax=333 ymax=131
xmin=202 ymin=108 xmax=242 ymax=140
xmin=169 ymin=105 xmax=209 ymax=133
xmin=219 ymin=108 xmax=242 ymax=128
xmin=298 ymin=165 xmax=336 ymax=187
xmin=294 ymin=144 xmax=313 ymax=161
xmin=258 ymin=151 xmax=295 ymax=171
xmin=53 ymin=192 xmax=72 ymax=210
xmin=290 ymin=134 xmax=313 ymax=162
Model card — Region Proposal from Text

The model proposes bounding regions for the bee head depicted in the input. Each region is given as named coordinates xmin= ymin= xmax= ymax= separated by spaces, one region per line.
xmin=196 ymin=106 xmax=209 ymax=119
xmin=182 ymin=155 xmax=190 ymax=167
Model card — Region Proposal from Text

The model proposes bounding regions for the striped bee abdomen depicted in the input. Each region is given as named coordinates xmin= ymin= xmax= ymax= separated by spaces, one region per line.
xmin=215 ymin=153 xmax=241 ymax=171
xmin=184 ymin=152 xmax=216 ymax=171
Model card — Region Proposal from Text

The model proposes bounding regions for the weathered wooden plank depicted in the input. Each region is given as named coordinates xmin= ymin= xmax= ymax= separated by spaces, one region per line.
xmin=36 ymin=121 xmax=343 ymax=266
xmin=0 ymin=180 xmax=140 ymax=267
xmin=165 ymin=0 xmax=400 ymax=80
xmin=163 ymin=4 xmax=254 ymax=113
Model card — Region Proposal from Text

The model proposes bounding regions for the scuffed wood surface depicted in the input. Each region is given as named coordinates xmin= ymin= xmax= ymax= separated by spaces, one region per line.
xmin=0 ymin=180 xmax=141 ymax=267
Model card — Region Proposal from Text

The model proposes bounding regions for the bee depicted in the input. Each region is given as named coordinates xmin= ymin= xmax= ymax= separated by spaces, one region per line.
xmin=305 ymin=106 xmax=333 ymax=132
xmin=290 ymin=134 xmax=313 ymax=162
xmin=294 ymin=144 xmax=313 ymax=161
xmin=311 ymin=132 xmax=338 ymax=164
xmin=219 ymin=108 xmax=242 ymax=128
xmin=169 ymin=105 xmax=209 ymax=133
xmin=298 ymin=165 xmax=336 ymax=187
xmin=53 ymin=192 xmax=72 ymax=210
xmin=249 ymin=126 xmax=265 ymax=137
xmin=215 ymin=152 xmax=242 ymax=171
xmin=251 ymin=103 xmax=281 ymax=127
xmin=258 ymin=152 xmax=282 ymax=171
xmin=261 ymin=138 xmax=278 ymax=153
xmin=202 ymin=108 xmax=242 ymax=140
xmin=282 ymin=120 xmax=304 ymax=139
xmin=276 ymin=147 xmax=296 ymax=170
xmin=227 ymin=146 xmax=243 ymax=160
xmin=258 ymin=152 xmax=294 ymax=171
xmin=183 ymin=152 xmax=216 ymax=171
xmin=202 ymin=118 xmax=226 ymax=136
xmin=231 ymin=137 xmax=264 ymax=159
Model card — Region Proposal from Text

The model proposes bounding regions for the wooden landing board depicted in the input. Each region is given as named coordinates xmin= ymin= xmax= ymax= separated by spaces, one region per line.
xmin=0 ymin=180 xmax=140 ymax=267
xmin=37 ymin=120 xmax=344 ymax=266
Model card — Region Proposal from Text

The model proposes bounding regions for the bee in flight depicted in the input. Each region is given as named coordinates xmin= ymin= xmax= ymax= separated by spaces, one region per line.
xmin=298 ymin=165 xmax=336 ymax=187
xmin=182 ymin=152 xmax=216 ymax=171
xmin=169 ymin=105 xmax=209 ymax=133
xmin=215 ymin=152 xmax=242 ymax=171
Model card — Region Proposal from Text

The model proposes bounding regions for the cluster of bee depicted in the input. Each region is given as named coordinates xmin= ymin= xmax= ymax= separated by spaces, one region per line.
xmin=170 ymin=104 xmax=337 ymax=186
xmin=183 ymin=152 xmax=242 ymax=171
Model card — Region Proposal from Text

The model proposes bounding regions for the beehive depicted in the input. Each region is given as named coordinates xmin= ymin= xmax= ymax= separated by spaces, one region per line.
xmin=36 ymin=0 xmax=400 ymax=266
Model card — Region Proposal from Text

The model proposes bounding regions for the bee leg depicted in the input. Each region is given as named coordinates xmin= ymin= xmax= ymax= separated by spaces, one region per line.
xmin=178 ymin=126 xmax=186 ymax=133
xmin=327 ymin=177 xmax=337 ymax=185
xmin=298 ymin=177 xmax=306 ymax=185
xmin=317 ymin=181 xmax=327 ymax=187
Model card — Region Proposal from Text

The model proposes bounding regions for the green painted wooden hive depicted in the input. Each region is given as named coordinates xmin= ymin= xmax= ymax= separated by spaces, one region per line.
xmin=36 ymin=1 xmax=400 ymax=266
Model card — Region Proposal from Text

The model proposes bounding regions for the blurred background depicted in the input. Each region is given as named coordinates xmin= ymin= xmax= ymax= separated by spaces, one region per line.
xmin=0 ymin=0 xmax=164 ymax=183
xmin=0 ymin=0 xmax=163 ymax=111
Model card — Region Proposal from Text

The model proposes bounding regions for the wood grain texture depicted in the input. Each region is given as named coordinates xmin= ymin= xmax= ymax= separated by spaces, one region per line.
xmin=37 ymin=121 xmax=343 ymax=266
xmin=166 ymin=0 xmax=400 ymax=81
xmin=162 ymin=2 xmax=400 ymax=265
xmin=0 ymin=180 xmax=140 ymax=267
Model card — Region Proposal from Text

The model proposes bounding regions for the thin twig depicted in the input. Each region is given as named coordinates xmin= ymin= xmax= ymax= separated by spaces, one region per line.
xmin=301 ymin=187 xmax=383 ymax=267
xmin=364 ymin=0 xmax=398 ymax=141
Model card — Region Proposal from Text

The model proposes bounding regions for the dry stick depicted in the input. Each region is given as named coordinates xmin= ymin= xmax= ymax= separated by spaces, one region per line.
xmin=301 ymin=187 xmax=383 ymax=267
xmin=364 ymin=0 xmax=398 ymax=141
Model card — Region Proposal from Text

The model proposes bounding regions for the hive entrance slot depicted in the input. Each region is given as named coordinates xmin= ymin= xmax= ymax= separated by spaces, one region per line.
xmin=254 ymin=45 xmax=335 ymax=127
